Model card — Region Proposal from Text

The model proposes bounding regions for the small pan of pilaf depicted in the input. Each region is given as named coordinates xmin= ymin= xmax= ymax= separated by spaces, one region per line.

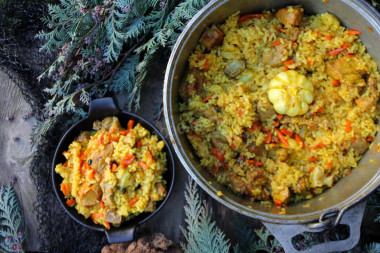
xmin=164 ymin=0 xmax=380 ymax=250
xmin=52 ymin=97 xmax=175 ymax=243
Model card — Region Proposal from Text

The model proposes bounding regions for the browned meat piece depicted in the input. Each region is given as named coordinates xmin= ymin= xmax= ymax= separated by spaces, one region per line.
xmin=275 ymin=148 xmax=288 ymax=162
xmin=224 ymin=59 xmax=246 ymax=78
xmin=105 ymin=210 xmax=122 ymax=224
xmin=229 ymin=174 xmax=249 ymax=195
xmin=93 ymin=120 xmax=102 ymax=131
xmin=248 ymin=143 xmax=266 ymax=157
xmin=199 ymin=24 xmax=225 ymax=50
xmin=262 ymin=43 xmax=289 ymax=67
xmin=294 ymin=177 xmax=307 ymax=194
xmin=102 ymin=182 xmax=116 ymax=208
xmin=351 ymin=138 xmax=369 ymax=155
xmin=257 ymin=99 xmax=276 ymax=122
xmin=210 ymin=132 xmax=228 ymax=153
xmin=246 ymin=169 xmax=266 ymax=186
xmin=75 ymin=131 xmax=91 ymax=143
xmin=327 ymin=55 xmax=368 ymax=86
xmin=81 ymin=190 xmax=98 ymax=207
xmin=156 ymin=183 xmax=167 ymax=198
xmin=179 ymin=69 xmax=206 ymax=102
xmin=275 ymin=6 xmax=304 ymax=27
xmin=283 ymin=27 xmax=301 ymax=41
xmin=280 ymin=115 xmax=292 ymax=124
xmin=145 ymin=200 xmax=155 ymax=212
xmin=89 ymin=143 xmax=114 ymax=172
xmin=272 ymin=187 xmax=290 ymax=204
xmin=195 ymin=106 xmax=219 ymax=123
xmin=355 ymin=76 xmax=379 ymax=112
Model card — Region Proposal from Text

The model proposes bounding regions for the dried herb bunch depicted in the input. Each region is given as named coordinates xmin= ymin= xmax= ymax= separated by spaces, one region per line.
xmin=0 ymin=178 xmax=27 ymax=253
xmin=35 ymin=0 xmax=209 ymax=142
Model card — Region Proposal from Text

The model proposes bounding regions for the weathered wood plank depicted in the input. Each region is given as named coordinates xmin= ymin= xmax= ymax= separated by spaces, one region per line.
xmin=0 ymin=71 xmax=40 ymax=251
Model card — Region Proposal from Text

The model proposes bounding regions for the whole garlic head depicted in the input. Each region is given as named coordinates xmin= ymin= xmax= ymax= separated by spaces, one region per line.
xmin=268 ymin=70 xmax=314 ymax=116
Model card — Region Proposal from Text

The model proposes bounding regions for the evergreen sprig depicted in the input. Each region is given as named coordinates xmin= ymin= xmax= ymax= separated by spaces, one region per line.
xmin=0 ymin=180 xmax=27 ymax=253
xmin=34 ymin=0 xmax=209 ymax=143
xmin=180 ymin=178 xmax=231 ymax=253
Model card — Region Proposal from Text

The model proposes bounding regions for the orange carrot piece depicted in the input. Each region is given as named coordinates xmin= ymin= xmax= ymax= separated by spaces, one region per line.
xmin=346 ymin=120 xmax=352 ymax=133
xmin=332 ymin=80 xmax=341 ymax=86
xmin=375 ymin=145 xmax=379 ymax=152
xmin=274 ymin=121 xmax=280 ymax=127
xmin=346 ymin=170 xmax=351 ymax=175
xmin=111 ymin=163 xmax=118 ymax=172
xmin=120 ymin=155 xmax=135 ymax=167
xmin=277 ymin=114 xmax=283 ymax=121
xmin=211 ymin=148 xmax=225 ymax=162
xmin=111 ymin=136 xmax=119 ymax=142
xmin=203 ymin=95 xmax=214 ymax=102
xmin=326 ymin=162 xmax=333 ymax=170
xmin=351 ymin=137 xmax=356 ymax=143
xmin=295 ymin=134 xmax=302 ymax=146
xmin=264 ymin=130 xmax=272 ymax=144
xmin=104 ymin=222 xmax=111 ymax=230
xmin=270 ymin=40 xmax=281 ymax=47
xmin=99 ymin=200 xmax=105 ymax=209
xmin=61 ymin=183 xmax=71 ymax=196
xmin=328 ymin=43 xmax=350 ymax=56
xmin=276 ymin=130 xmax=289 ymax=148
xmin=311 ymin=142 xmax=325 ymax=150
xmin=280 ymin=128 xmax=293 ymax=137
xmin=128 ymin=196 xmax=139 ymax=207
xmin=284 ymin=59 xmax=295 ymax=66
xmin=325 ymin=34 xmax=333 ymax=40
xmin=347 ymin=30 xmax=361 ymax=35
xmin=91 ymin=212 xmax=104 ymax=221
xmin=66 ymin=197 xmax=75 ymax=207
xmin=367 ymin=136 xmax=373 ymax=142
xmin=138 ymin=161 xmax=149 ymax=170
xmin=147 ymin=151 xmax=154 ymax=163
xmin=309 ymin=157 xmax=318 ymax=162
xmin=127 ymin=119 xmax=134 ymax=130
xmin=309 ymin=167 xmax=315 ymax=173
xmin=238 ymin=13 xmax=265 ymax=23
xmin=274 ymin=200 xmax=283 ymax=206
xmin=119 ymin=130 xmax=130 ymax=136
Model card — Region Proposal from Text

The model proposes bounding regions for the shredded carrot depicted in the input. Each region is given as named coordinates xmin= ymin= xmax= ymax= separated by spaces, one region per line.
xmin=326 ymin=162 xmax=333 ymax=170
xmin=307 ymin=60 xmax=312 ymax=66
xmin=264 ymin=130 xmax=272 ymax=144
xmin=274 ymin=121 xmax=280 ymax=127
xmin=203 ymin=95 xmax=214 ymax=102
xmin=332 ymin=80 xmax=341 ymax=86
xmin=99 ymin=200 xmax=105 ymax=209
xmin=277 ymin=114 xmax=283 ymax=121
xmin=346 ymin=120 xmax=352 ymax=133
xmin=351 ymin=137 xmax=356 ymax=143
xmin=80 ymin=153 xmax=86 ymax=160
xmin=136 ymin=139 xmax=142 ymax=148
xmin=367 ymin=136 xmax=373 ymax=142
xmin=63 ymin=162 xmax=68 ymax=167
xmin=66 ymin=197 xmax=75 ymax=207
xmin=277 ymin=130 xmax=289 ymax=148
xmin=347 ymin=30 xmax=361 ymax=35
xmin=127 ymin=119 xmax=134 ymax=130
xmin=346 ymin=170 xmax=351 ymax=175
xmin=61 ymin=183 xmax=71 ymax=196
xmin=104 ymin=222 xmax=111 ymax=230
xmin=108 ymin=127 xmax=116 ymax=135
xmin=270 ymin=40 xmax=281 ymax=47
xmin=138 ymin=161 xmax=149 ymax=170
xmin=309 ymin=157 xmax=318 ymax=162
xmin=91 ymin=212 xmax=104 ymax=221
xmin=248 ymin=160 xmax=263 ymax=167
xmin=295 ymin=134 xmax=302 ymax=146
xmin=311 ymin=142 xmax=325 ymax=150
xmin=309 ymin=167 xmax=315 ymax=173
xmin=376 ymin=145 xmax=379 ymax=152
xmin=328 ymin=43 xmax=350 ymax=56
xmin=128 ymin=196 xmax=139 ymax=207
xmin=119 ymin=130 xmax=130 ymax=135
xmin=231 ymin=143 xmax=236 ymax=149
xmin=88 ymin=168 xmax=95 ymax=180
xmin=147 ymin=151 xmax=154 ymax=163
xmin=211 ymin=148 xmax=225 ymax=162
xmin=325 ymin=34 xmax=333 ymax=40
xmin=274 ymin=200 xmax=283 ymax=206
xmin=280 ymin=128 xmax=293 ymax=137
xmin=284 ymin=59 xmax=295 ymax=66
xmin=111 ymin=163 xmax=118 ymax=172
xmin=238 ymin=13 xmax=265 ymax=23
xmin=284 ymin=66 xmax=289 ymax=71
xmin=120 ymin=155 xmax=135 ymax=167
xmin=111 ymin=136 xmax=119 ymax=142
xmin=238 ymin=110 xmax=243 ymax=117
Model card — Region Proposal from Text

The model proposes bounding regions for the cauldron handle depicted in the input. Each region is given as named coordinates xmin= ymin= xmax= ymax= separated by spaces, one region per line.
xmin=88 ymin=97 xmax=120 ymax=119
xmin=262 ymin=200 xmax=366 ymax=253
xmin=105 ymin=223 xmax=136 ymax=244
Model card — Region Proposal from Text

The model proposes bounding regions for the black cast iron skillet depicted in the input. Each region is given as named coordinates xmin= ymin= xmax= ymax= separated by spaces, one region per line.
xmin=52 ymin=97 xmax=175 ymax=243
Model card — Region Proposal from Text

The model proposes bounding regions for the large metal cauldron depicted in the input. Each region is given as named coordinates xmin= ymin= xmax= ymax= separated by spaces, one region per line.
xmin=163 ymin=0 xmax=380 ymax=251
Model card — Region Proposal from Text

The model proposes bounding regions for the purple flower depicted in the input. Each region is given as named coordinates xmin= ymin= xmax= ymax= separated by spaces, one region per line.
xmin=159 ymin=1 xmax=166 ymax=10
xmin=17 ymin=244 xmax=22 ymax=250
xmin=92 ymin=6 xmax=103 ymax=23
xmin=84 ymin=36 xmax=92 ymax=45
xmin=5 ymin=237 xmax=12 ymax=243
xmin=121 ymin=5 xmax=131 ymax=13
xmin=79 ymin=6 xmax=87 ymax=14
xmin=17 ymin=232 xmax=24 ymax=239
xmin=10 ymin=176 xmax=17 ymax=185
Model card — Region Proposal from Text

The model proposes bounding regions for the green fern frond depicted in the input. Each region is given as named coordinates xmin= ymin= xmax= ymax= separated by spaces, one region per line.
xmin=0 ymin=183 xmax=27 ymax=253
xmin=180 ymin=178 xmax=231 ymax=253
xmin=366 ymin=242 xmax=380 ymax=253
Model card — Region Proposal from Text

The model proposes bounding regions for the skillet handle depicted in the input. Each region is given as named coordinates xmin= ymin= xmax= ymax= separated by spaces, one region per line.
xmin=88 ymin=97 xmax=120 ymax=119
xmin=262 ymin=200 xmax=366 ymax=253
xmin=105 ymin=224 xmax=136 ymax=244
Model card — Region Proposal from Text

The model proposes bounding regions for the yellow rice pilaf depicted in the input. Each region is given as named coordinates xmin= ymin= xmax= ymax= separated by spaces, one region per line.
xmin=179 ymin=6 xmax=380 ymax=205
xmin=55 ymin=117 xmax=167 ymax=229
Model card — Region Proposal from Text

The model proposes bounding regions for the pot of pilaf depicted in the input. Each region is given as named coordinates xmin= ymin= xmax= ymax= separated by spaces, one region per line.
xmin=164 ymin=0 xmax=380 ymax=231
xmin=52 ymin=97 xmax=175 ymax=243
